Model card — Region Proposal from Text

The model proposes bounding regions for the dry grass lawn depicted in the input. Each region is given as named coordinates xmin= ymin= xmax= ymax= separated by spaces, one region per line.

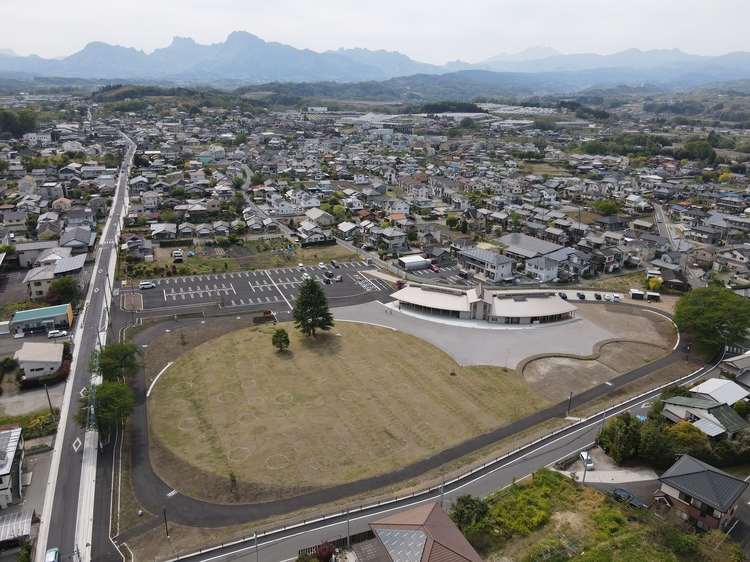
xmin=148 ymin=322 xmax=552 ymax=502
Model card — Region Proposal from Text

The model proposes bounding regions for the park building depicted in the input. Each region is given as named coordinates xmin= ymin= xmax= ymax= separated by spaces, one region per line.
xmin=390 ymin=284 xmax=578 ymax=325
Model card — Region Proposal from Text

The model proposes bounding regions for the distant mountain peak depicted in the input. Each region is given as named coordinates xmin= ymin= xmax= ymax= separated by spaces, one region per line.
xmin=482 ymin=46 xmax=562 ymax=63
xmin=0 ymin=48 xmax=18 ymax=57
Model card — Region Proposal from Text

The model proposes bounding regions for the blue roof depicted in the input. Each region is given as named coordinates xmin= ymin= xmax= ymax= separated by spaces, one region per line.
xmin=11 ymin=304 xmax=71 ymax=323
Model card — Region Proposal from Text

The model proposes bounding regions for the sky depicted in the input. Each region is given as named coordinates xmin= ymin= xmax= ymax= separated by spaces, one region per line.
xmin=4 ymin=0 xmax=749 ymax=64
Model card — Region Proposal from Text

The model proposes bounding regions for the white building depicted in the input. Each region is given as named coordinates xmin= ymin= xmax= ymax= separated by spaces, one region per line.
xmin=14 ymin=342 xmax=64 ymax=379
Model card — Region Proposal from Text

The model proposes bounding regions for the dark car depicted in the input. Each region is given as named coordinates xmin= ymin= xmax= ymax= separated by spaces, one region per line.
xmin=577 ymin=292 xmax=586 ymax=300
xmin=558 ymin=292 xmax=568 ymax=300
xmin=324 ymin=270 xmax=334 ymax=278
xmin=323 ymin=277 xmax=332 ymax=284
xmin=608 ymin=487 xmax=645 ymax=509
xmin=594 ymin=293 xmax=602 ymax=300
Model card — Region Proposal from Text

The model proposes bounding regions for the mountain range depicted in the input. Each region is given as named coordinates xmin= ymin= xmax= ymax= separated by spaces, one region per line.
xmin=3 ymin=31 xmax=750 ymax=95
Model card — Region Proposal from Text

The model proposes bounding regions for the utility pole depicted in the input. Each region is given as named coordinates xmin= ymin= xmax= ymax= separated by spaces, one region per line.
xmin=163 ymin=506 xmax=169 ymax=538
xmin=440 ymin=464 xmax=445 ymax=508
xmin=566 ymin=391 xmax=573 ymax=416
xmin=44 ymin=384 xmax=55 ymax=423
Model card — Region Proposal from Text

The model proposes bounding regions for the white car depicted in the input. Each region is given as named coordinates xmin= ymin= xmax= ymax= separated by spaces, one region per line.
xmin=298 ymin=263 xmax=305 ymax=271
xmin=603 ymin=293 xmax=612 ymax=301
xmin=301 ymin=272 xmax=311 ymax=280
xmin=47 ymin=330 xmax=68 ymax=339
xmin=318 ymin=262 xmax=326 ymax=269
xmin=139 ymin=280 xmax=155 ymax=289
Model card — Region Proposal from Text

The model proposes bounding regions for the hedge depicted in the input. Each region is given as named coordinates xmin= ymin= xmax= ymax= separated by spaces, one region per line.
xmin=159 ymin=239 xmax=195 ymax=248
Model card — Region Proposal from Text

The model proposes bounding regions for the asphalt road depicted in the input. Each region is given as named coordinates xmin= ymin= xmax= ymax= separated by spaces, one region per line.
xmin=40 ymin=136 xmax=135 ymax=562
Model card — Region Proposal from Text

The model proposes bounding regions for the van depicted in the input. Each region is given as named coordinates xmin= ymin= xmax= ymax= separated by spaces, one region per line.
xmin=580 ymin=451 xmax=594 ymax=471
xmin=331 ymin=260 xmax=340 ymax=268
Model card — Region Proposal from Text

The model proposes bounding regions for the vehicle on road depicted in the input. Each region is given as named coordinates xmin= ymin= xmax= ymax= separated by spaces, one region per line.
xmin=608 ymin=487 xmax=645 ymax=509
xmin=139 ymin=281 xmax=155 ymax=289
xmin=301 ymin=273 xmax=311 ymax=280
xmin=594 ymin=293 xmax=602 ymax=300
xmin=604 ymin=294 xmax=612 ymax=301
xmin=335 ymin=275 xmax=343 ymax=283
xmin=331 ymin=260 xmax=340 ymax=268
xmin=47 ymin=330 xmax=68 ymax=339
xmin=429 ymin=264 xmax=440 ymax=272
xmin=458 ymin=272 xmax=469 ymax=279
xmin=45 ymin=549 xmax=59 ymax=562
xmin=298 ymin=263 xmax=305 ymax=271
xmin=558 ymin=292 xmax=568 ymax=300
xmin=577 ymin=292 xmax=586 ymax=300
xmin=613 ymin=294 xmax=621 ymax=301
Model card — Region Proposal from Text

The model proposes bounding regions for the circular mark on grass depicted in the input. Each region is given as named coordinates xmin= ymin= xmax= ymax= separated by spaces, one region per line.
xmin=172 ymin=382 xmax=193 ymax=393
xmin=310 ymin=456 xmax=333 ymax=471
xmin=170 ymin=400 xmax=189 ymax=411
xmin=261 ymin=437 xmax=278 ymax=450
xmin=387 ymin=438 xmax=408 ymax=451
xmin=217 ymin=392 xmax=236 ymax=403
xmin=266 ymin=454 xmax=289 ymax=470
xmin=413 ymin=422 xmax=432 ymax=434
xmin=392 ymin=383 xmax=411 ymax=393
xmin=274 ymin=393 xmax=293 ymax=404
xmin=227 ymin=447 xmax=251 ymax=462
xmin=372 ymin=373 xmax=386 ymax=382
xmin=241 ymin=379 xmax=257 ymax=389
xmin=334 ymin=422 xmax=353 ymax=435
xmin=273 ymin=409 xmax=289 ymax=418
xmin=282 ymin=425 xmax=302 ymax=438
xmin=293 ymin=441 xmax=311 ymax=453
xmin=385 ymin=363 xmax=403 ymax=372
xmin=247 ymin=397 xmax=264 ymax=407
xmin=178 ymin=418 xmax=199 ymax=430
xmin=377 ymin=407 xmax=395 ymax=418
xmin=339 ymin=390 xmax=358 ymax=401
xmin=238 ymin=413 xmax=257 ymax=425
xmin=368 ymin=391 xmax=385 ymax=400
xmin=251 ymin=364 xmax=266 ymax=372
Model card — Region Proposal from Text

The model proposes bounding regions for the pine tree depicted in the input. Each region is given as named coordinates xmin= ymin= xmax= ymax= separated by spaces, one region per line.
xmin=292 ymin=278 xmax=334 ymax=337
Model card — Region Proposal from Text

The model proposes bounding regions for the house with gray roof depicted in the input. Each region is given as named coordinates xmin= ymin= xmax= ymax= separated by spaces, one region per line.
xmin=655 ymin=455 xmax=748 ymax=531
xmin=457 ymin=248 xmax=516 ymax=283
xmin=661 ymin=396 xmax=747 ymax=440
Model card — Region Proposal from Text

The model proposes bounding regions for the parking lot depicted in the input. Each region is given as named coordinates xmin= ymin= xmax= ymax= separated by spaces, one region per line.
xmin=405 ymin=263 xmax=480 ymax=287
xmin=127 ymin=261 xmax=391 ymax=311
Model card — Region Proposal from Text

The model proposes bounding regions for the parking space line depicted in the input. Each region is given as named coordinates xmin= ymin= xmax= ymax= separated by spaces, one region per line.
xmin=265 ymin=271 xmax=292 ymax=311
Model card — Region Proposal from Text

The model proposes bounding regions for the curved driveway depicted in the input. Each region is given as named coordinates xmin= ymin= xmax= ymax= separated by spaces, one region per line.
xmin=112 ymin=298 xmax=694 ymax=546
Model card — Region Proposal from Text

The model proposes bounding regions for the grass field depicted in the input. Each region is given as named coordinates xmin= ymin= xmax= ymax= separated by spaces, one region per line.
xmin=148 ymin=322 xmax=552 ymax=502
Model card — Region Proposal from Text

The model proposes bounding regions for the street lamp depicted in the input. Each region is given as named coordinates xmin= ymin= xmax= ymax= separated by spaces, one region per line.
xmin=566 ymin=391 xmax=573 ymax=417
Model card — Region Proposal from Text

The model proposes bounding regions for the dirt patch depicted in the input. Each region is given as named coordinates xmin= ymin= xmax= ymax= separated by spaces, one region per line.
xmin=522 ymin=305 xmax=676 ymax=403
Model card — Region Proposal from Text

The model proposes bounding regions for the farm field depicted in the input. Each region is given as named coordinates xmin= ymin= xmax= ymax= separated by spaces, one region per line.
xmin=147 ymin=322 xmax=552 ymax=503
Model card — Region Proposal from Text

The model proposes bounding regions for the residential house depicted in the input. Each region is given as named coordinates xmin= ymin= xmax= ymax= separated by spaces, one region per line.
xmin=14 ymin=342 xmax=64 ymax=379
xmin=64 ymin=207 xmax=95 ymax=229
xmin=655 ymin=455 xmax=748 ymax=531
xmin=141 ymin=191 xmax=161 ymax=213
xmin=661 ymin=396 xmax=747 ymax=440
xmin=149 ymin=223 xmax=177 ymax=240
xmin=59 ymin=227 xmax=96 ymax=254
xmin=2 ymin=211 xmax=26 ymax=232
xmin=458 ymin=248 xmax=516 ymax=283
xmin=691 ymin=379 xmax=749 ymax=407
xmin=296 ymin=221 xmax=330 ymax=244
xmin=177 ymin=222 xmax=196 ymax=238
xmin=305 ymin=208 xmax=334 ymax=228
xmin=686 ymin=225 xmax=722 ymax=245
xmin=526 ymin=257 xmax=559 ymax=283
xmin=0 ymin=426 xmax=24 ymax=509
xmin=213 ymin=221 xmax=230 ymax=237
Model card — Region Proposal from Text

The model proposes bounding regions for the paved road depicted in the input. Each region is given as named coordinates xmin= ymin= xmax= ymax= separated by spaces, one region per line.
xmin=39 ymin=134 xmax=134 ymax=562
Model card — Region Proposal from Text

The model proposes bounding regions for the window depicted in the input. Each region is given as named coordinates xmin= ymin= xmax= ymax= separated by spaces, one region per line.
xmin=696 ymin=520 xmax=710 ymax=531
xmin=675 ymin=509 xmax=689 ymax=521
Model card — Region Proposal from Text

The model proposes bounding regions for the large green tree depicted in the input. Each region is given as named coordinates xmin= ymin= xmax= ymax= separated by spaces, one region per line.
xmin=92 ymin=342 xmax=141 ymax=382
xmin=292 ymin=278 xmax=334 ymax=337
xmin=45 ymin=276 xmax=79 ymax=306
xmin=673 ymin=286 xmax=750 ymax=347
xmin=73 ymin=380 xmax=135 ymax=438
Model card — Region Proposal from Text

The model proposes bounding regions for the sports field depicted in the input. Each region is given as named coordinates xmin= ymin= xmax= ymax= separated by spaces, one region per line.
xmin=148 ymin=321 xmax=552 ymax=501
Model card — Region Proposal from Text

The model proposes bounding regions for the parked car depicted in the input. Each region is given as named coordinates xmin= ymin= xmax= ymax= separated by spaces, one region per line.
xmin=558 ymin=292 xmax=568 ymax=300
xmin=47 ymin=330 xmax=68 ymax=339
xmin=171 ymin=249 xmax=183 ymax=258
xmin=318 ymin=262 xmax=326 ymax=269
xmin=331 ymin=260 xmax=340 ymax=268
xmin=429 ymin=264 xmax=440 ymax=272
xmin=577 ymin=292 xmax=586 ymax=300
xmin=323 ymin=277 xmax=331 ymax=284
xmin=139 ymin=280 xmax=155 ymax=289
xmin=335 ymin=275 xmax=343 ymax=283
xmin=458 ymin=271 xmax=469 ymax=279
xmin=579 ymin=451 xmax=594 ymax=470
xmin=297 ymin=263 xmax=305 ymax=271
xmin=301 ymin=272 xmax=311 ymax=280
xmin=608 ymin=487 xmax=645 ymax=509
xmin=324 ymin=270 xmax=334 ymax=278
xmin=594 ymin=293 xmax=602 ymax=300
xmin=603 ymin=293 xmax=612 ymax=301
